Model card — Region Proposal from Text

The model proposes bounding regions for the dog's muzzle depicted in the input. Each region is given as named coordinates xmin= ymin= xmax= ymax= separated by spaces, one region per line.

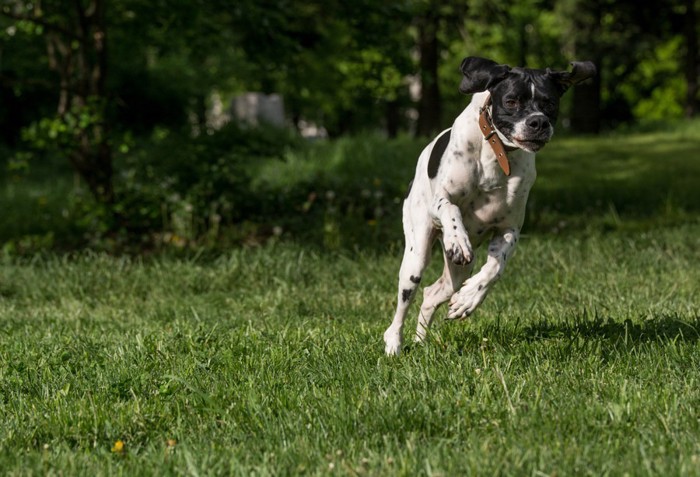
xmin=513 ymin=114 xmax=553 ymax=152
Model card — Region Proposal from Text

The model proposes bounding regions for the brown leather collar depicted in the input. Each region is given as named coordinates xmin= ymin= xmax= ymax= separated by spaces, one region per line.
xmin=478 ymin=95 xmax=513 ymax=176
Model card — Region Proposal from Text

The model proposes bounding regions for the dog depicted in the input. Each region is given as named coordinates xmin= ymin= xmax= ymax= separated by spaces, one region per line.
xmin=383 ymin=56 xmax=596 ymax=356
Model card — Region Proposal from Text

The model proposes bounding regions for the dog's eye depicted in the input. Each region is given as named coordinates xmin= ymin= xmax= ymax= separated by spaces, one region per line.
xmin=504 ymin=99 xmax=519 ymax=109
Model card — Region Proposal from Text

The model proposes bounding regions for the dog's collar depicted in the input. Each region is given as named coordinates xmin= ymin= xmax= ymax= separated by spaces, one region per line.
xmin=478 ymin=95 xmax=515 ymax=176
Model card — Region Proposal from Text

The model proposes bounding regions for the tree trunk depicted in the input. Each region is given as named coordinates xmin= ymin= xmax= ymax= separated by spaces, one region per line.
xmin=569 ymin=0 xmax=602 ymax=134
xmin=571 ymin=63 xmax=601 ymax=134
xmin=518 ymin=23 xmax=528 ymax=67
xmin=71 ymin=141 xmax=114 ymax=204
xmin=45 ymin=0 xmax=114 ymax=207
xmin=684 ymin=0 xmax=698 ymax=118
xmin=415 ymin=11 xmax=441 ymax=137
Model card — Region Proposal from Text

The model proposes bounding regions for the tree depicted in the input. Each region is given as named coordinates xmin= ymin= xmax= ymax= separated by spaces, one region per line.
xmin=412 ymin=0 xmax=467 ymax=137
xmin=683 ymin=0 xmax=698 ymax=117
xmin=2 ymin=0 xmax=114 ymax=204
xmin=555 ymin=0 xmax=603 ymax=133
xmin=414 ymin=4 xmax=442 ymax=137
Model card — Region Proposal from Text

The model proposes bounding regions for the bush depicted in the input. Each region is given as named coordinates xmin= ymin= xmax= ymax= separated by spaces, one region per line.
xmin=114 ymin=123 xmax=302 ymax=246
xmin=114 ymin=128 xmax=426 ymax=251
xmin=248 ymin=133 xmax=424 ymax=249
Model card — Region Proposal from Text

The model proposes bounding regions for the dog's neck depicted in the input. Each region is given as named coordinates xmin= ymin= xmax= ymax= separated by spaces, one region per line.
xmin=478 ymin=95 xmax=516 ymax=176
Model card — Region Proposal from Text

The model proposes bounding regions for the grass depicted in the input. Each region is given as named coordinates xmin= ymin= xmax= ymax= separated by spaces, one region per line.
xmin=0 ymin=156 xmax=82 ymax=250
xmin=1 ymin=120 xmax=700 ymax=475
xmin=250 ymin=118 xmax=700 ymax=247
xmin=0 ymin=228 xmax=699 ymax=475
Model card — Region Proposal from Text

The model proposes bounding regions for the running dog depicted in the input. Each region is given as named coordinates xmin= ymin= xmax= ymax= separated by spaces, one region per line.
xmin=384 ymin=56 xmax=596 ymax=355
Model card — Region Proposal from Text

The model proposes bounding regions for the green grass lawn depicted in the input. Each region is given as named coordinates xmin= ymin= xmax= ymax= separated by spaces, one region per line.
xmin=1 ymin=122 xmax=700 ymax=475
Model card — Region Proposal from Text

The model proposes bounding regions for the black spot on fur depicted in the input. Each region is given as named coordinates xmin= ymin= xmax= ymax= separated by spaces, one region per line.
xmin=402 ymin=288 xmax=413 ymax=303
xmin=478 ymin=284 xmax=483 ymax=291
xmin=410 ymin=275 xmax=422 ymax=284
xmin=428 ymin=129 xmax=451 ymax=179
xmin=454 ymin=151 xmax=464 ymax=157
xmin=467 ymin=142 xmax=476 ymax=154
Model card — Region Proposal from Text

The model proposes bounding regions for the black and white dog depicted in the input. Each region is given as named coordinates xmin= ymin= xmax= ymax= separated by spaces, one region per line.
xmin=384 ymin=57 xmax=596 ymax=355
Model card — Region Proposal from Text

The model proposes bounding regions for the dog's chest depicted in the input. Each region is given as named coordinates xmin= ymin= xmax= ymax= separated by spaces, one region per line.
xmin=456 ymin=153 xmax=535 ymax=240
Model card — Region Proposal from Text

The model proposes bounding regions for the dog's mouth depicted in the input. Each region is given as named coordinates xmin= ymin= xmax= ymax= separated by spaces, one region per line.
xmin=512 ymin=137 xmax=549 ymax=152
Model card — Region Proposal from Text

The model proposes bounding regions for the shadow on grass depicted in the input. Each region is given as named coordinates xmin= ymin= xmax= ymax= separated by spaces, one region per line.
xmin=520 ymin=313 xmax=700 ymax=345
xmin=431 ymin=313 xmax=700 ymax=358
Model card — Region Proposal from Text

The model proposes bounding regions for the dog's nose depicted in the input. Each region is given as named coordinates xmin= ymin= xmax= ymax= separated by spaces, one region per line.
xmin=526 ymin=115 xmax=550 ymax=131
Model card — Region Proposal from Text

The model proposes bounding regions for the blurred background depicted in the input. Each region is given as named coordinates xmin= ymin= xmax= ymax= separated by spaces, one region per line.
xmin=0 ymin=0 xmax=698 ymax=253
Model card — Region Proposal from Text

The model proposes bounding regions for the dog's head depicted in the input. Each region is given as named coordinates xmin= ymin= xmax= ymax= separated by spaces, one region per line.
xmin=459 ymin=57 xmax=596 ymax=152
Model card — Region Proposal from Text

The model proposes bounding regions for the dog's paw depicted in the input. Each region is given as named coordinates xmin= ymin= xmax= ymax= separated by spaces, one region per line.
xmin=443 ymin=233 xmax=473 ymax=266
xmin=447 ymin=280 xmax=488 ymax=319
xmin=383 ymin=328 xmax=402 ymax=356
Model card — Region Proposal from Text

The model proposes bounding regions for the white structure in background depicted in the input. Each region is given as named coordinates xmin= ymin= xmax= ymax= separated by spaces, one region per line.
xmin=297 ymin=119 xmax=328 ymax=139
xmin=231 ymin=93 xmax=286 ymax=128
xmin=206 ymin=92 xmax=327 ymax=139
xmin=206 ymin=91 xmax=230 ymax=131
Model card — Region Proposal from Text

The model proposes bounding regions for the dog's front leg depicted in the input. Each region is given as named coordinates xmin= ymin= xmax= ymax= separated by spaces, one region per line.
xmin=430 ymin=192 xmax=473 ymax=266
xmin=447 ymin=227 xmax=518 ymax=319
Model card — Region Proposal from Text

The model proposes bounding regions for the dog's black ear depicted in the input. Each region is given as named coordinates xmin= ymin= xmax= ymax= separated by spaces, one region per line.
xmin=459 ymin=57 xmax=511 ymax=94
xmin=546 ymin=61 xmax=597 ymax=94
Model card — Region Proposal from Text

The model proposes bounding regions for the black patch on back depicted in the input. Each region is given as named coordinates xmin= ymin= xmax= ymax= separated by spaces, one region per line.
xmin=427 ymin=129 xmax=451 ymax=179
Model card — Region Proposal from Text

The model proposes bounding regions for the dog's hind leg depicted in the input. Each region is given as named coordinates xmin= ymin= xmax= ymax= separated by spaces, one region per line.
xmin=383 ymin=211 xmax=434 ymax=356
xmin=415 ymin=250 xmax=474 ymax=343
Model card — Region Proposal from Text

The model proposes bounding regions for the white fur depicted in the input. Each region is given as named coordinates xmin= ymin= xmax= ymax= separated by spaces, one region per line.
xmin=383 ymin=92 xmax=537 ymax=356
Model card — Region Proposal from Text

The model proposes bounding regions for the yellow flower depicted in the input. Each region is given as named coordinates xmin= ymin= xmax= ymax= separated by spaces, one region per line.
xmin=111 ymin=440 xmax=125 ymax=453
xmin=165 ymin=438 xmax=177 ymax=456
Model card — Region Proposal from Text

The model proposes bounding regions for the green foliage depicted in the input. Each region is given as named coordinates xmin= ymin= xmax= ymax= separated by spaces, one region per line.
xmin=114 ymin=124 xmax=302 ymax=245
xmin=619 ymin=36 xmax=686 ymax=120
xmin=21 ymin=100 xmax=106 ymax=152
xmin=1 ymin=0 xmax=698 ymax=143
xmin=2 ymin=119 xmax=700 ymax=252
xmin=0 ymin=154 xmax=82 ymax=253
